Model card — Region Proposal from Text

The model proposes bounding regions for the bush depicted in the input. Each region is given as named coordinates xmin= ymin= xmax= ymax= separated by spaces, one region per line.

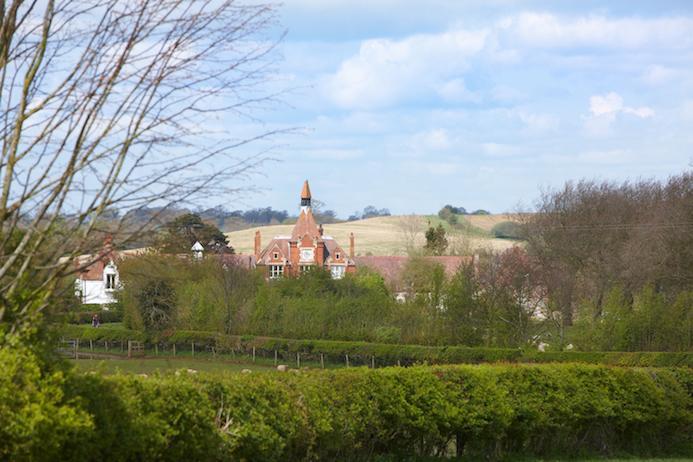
xmin=58 ymin=310 xmax=123 ymax=324
xmin=0 ymin=348 xmax=93 ymax=461
xmin=55 ymin=364 xmax=693 ymax=460
xmin=491 ymin=221 xmax=524 ymax=239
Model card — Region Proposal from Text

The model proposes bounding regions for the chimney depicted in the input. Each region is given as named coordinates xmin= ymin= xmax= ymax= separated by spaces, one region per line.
xmin=349 ymin=232 xmax=355 ymax=259
xmin=318 ymin=224 xmax=324 ymax=237
xmin=254 ymin=230 xmax=261 ymax=258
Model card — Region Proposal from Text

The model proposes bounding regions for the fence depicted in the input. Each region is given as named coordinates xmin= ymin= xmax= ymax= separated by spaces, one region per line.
xmin=56 ymin=325 xmax=693 ymax=368
xmin=58 ymin=337 xmax=423 ymax=369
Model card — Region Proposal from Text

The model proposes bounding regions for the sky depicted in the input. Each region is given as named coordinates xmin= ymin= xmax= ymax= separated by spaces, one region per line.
xmin=228 ymin=0 xmax=693 ymax=218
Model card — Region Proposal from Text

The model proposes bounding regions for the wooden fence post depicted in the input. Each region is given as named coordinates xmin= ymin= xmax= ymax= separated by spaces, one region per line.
xmin=105 ymin=340 xmax=109 ymax=351
xmin=173 ymin=343 xmax=176 ymax=356
xmin=252 ymin=347 xmax=256 ymax=362
xmin=371 ymin=355 xmax=375 ymax=369
xmin=320 ymin=353 xmax=325 ymax=369
xmin=397 ymin=359 xmax=401 ymax=367
xmin=155 ymin=344 xmax=158 ymax=356
xmin=74 ymin=339 xmax=79 ymax=360
xmin=127 ymin=340 xmax=132 ymax=359
xmin=89 ymin=339 xmax=93 ymax=351
xmin=345 ymin=354 xmax=349 ymax=368
xmin=274 ymin=350 xmax=278 ymax=366
xmin=297 ymin=352 xmax=301 ymax=368
xmin=192 ymin=342 xmax=195 ymax=357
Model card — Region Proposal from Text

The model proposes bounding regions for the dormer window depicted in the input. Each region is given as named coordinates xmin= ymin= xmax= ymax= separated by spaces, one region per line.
xmin=335 ymin=252 xmax=341 ymax=260
xmin=273 ymin=252 xmax=279 ymax=260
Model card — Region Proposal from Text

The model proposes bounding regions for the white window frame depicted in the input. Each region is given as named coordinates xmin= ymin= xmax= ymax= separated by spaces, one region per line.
xmin=105 ymin=273 xmax=116 ymax=290
xmin=269 ymin=265 xmax=284 ymax=279
xmin=330 ymin=265 xmax=345 ymax=279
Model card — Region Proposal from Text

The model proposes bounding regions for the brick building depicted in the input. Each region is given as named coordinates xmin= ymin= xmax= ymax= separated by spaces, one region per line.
xmin=255 ymin=180 xmax=356 ymax=279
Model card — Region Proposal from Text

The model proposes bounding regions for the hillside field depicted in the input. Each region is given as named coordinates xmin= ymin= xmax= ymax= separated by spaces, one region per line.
xmin=226 ymin=214 xmax=522 ymax=256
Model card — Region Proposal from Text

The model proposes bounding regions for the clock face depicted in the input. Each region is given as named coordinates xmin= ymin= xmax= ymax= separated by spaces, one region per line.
xmin=300 ymin=248 xmax=314 ymax=261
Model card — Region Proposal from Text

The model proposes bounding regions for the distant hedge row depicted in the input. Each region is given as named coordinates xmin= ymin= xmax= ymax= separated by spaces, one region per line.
xmin=57 ymin=310 xmax=123 ymax=325
xmin=7 ymin=357 xmax=691 ymax=461
xmin=58 ymin=325 xmax=693 ymax=367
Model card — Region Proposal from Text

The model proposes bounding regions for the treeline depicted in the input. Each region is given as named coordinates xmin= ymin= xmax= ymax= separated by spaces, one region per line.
xmin=116 ymin=249 xmax=691 ymax=351
xmin=4 ymin=348 xmax=691 ymax=461
xmin=524 ymin=171 xmax=693 ymax=347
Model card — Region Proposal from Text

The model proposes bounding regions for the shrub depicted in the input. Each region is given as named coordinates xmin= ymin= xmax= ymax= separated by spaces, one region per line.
xmin=491 ymin=221 xmax=524 ymax=239
xmin=63 ymin=364 xmax=693 ymax=460
xmin=0 ymin=348 xmax=93 ymax=461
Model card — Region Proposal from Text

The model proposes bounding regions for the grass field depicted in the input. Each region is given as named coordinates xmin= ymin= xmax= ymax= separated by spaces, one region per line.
xmin=70 ymin=356 xmax=277 ymax=374
xmin=226 ymin=214 xmax=522 ymax=256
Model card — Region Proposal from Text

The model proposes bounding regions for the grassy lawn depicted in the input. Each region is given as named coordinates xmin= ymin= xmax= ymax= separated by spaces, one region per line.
xmin=70 ymin=356 xmax=277 ymax=375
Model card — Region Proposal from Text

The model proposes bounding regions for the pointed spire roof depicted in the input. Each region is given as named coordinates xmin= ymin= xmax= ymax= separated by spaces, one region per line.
xmin=291 ymin=208 xmax=320 ymax=239
xmin=301 ymin=180 xmax=311 ymax=200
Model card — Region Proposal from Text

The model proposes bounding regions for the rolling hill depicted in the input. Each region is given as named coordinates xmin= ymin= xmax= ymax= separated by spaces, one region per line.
xmin=225 ymin=214 xmax=521 ymax=256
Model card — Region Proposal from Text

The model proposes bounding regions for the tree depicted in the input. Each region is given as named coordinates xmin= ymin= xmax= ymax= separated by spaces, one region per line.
xmin=0 ymin=0 xmax=283 ymax=339
xmin=438 ymin=206 xmax=458 ymax=225
xmin=156 ymin=213 xmax=230 ymax=254
xmin=424 ymin=223 xmax=448 ymax=256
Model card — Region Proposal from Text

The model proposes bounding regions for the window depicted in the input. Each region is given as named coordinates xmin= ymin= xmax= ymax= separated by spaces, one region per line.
xmin=105 ymin=273 xmax=116 ymax=290
xmin=335 ymin=252 xmax=341 ymax=260
xmin=273 ymin=252 xmax=279 ymax=260
xmin=300 ymin=248 xmax=314 ymax=261
xmin=270 ymin=265 xmax=284 ymax=279
xmin=331 ymin=265 xmax=345 ymax=279
xmin=299 ymin=265 xmax=313 ymax=274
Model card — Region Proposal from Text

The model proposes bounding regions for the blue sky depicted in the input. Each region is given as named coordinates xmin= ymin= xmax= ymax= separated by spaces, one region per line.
xmin=228 ymin=0 xmax=693 ymax=217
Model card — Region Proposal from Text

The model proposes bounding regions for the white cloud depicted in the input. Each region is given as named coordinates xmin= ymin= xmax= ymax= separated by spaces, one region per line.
xmin=641 ymin=65 xmax=678 ymax=86
xmin=436 ymin=78 xmax=480 ymax=103
xmin=321 ymin=29 xmax=488 ymax=109
xmin=515 ymin=110 xmax=559 ymax=134
xmin=589 ymin=92 xmax=624 ymax=119
xmin=588 ymin=92 xmax=653 ymax=119
xmin=585 ymin=92 xmax=654 ymax=136
xmin=501 ymin=13 xmax=693 ymax=50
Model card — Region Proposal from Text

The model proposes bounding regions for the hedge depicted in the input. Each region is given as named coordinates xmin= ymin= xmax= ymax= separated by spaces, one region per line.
xmin=57 ymin=310 xmax=123 ymax=325
xmin=6 ymin=361 xmax=689 ymax=461
xmin=57 ymin=325 xmax=146 ymax=342
xmin=56 ymin=325 xmax=693 ymax=367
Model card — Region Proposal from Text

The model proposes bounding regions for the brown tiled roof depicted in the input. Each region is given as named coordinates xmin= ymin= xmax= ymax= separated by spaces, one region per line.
xmin=291 ymin=209 xmax=320 ymax=240
xmin=257 ymin=237 xmax=291 ymax=265
xmin=76 ymin=247 xmax=119 ymax=281
xmin=219 ymin=253 xmax=256 ymax=269
xmin=353 ymin=255 xmax=472 ymax=290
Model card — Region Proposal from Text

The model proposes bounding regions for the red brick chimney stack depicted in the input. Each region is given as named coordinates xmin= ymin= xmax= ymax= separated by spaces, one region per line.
xmin=349 ymin=232 xmax=355 ymax=259
xmin=254 ymin=230 xmax=261 ymax=259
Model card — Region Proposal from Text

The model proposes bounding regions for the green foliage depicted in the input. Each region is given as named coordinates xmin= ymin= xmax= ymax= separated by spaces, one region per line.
xmin=155 ymin=212 xmax=229 ymax=253
xmin=570 ymin=286 xmax=692 ymax=352
xmin=491 ymin=221 xmax=524 ymax=240
xmin=0 ymin=347 xmax=93 ymax=461
xmin=59 ymin=309 xmax=123 ymax=324
xmin=424 ymin=223 xmax=448 ymax=255
xmin=58 ymin=325 xmax=146 ymax=342
xmin=56 ymin=324 xmax=693 ymax=367
xmin=4 ymin=356 xmax=691 ymax=460
xmin=437 ymin=205 xmax=459 ymax=225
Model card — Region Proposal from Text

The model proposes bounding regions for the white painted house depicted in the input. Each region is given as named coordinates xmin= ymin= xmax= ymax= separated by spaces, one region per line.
xmin=74 ymin=237 xmax=120 ymax=306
